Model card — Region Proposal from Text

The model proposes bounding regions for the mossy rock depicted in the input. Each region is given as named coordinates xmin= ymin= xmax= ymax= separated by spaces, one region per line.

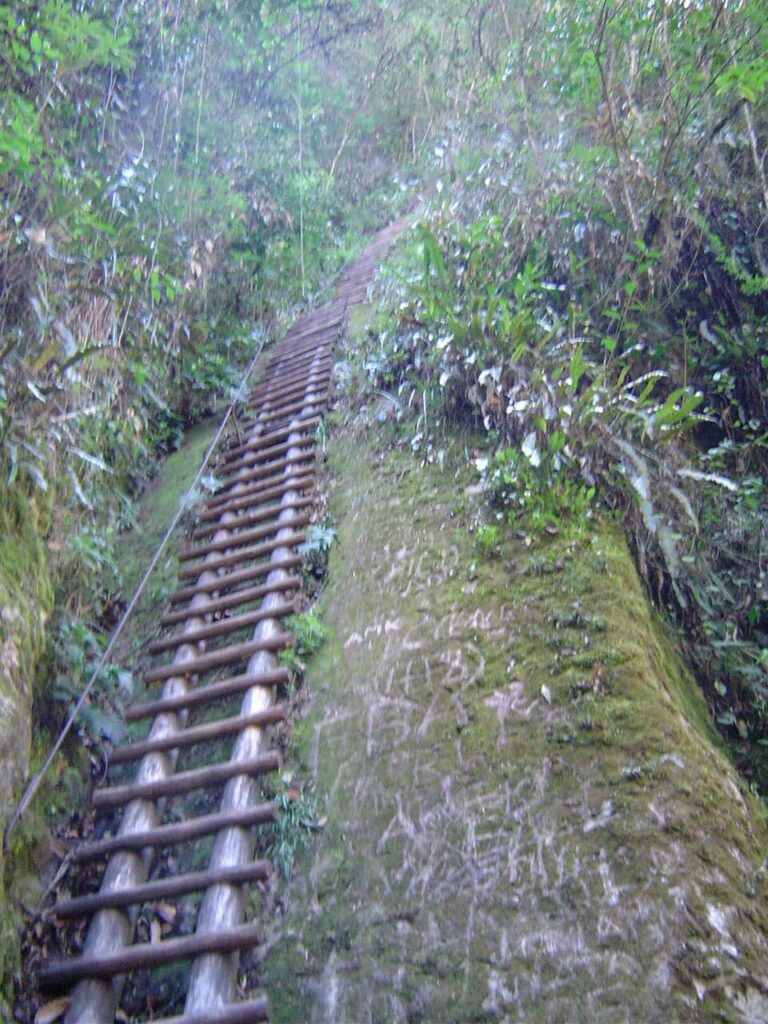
xmin=262 ymin=426 xmax=768 ymax=1024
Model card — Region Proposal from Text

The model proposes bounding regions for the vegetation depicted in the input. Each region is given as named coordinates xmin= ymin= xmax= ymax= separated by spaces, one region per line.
xmin=338 ymin=0 xmax=768 ymax=795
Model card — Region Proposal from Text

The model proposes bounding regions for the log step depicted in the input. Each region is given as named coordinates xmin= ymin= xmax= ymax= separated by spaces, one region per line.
xmin=126 ymin=670 xmax=289 ymax=722
xmin=199 ymin=473 xmax=315 ymax=520
xmin=168 ymin=555 xmax=301 ymax=604
xmin=246 ymin=395 xmax=322 ymax=422
xmin=38 ymin=922 xmax=265 ymax=987
xmin=246 ymin=369 xmax=330 ymax=409
xmin=204 ymin=469 xmax=311 ymax=512
xmin=180 ymin=514 xmax=309 ymax=562
xmin=93 ymin=752 xmax=280 ymax=809
xmin=160 ymin=577 xmax=300 ymax=626
xmin=190 ymin=497 xmax=312 ymax=541
xmin=177 ymin=533 xmax=306 ymax=580
xmin=222 ymin=418 xmax=320 ymax=461
xmin=252 ymin=356 xmax=332 ymax=394
xmin=143 ymin=634 xmax=291 ymax=686
xmin=212 ymin=452 xmax=314 ymax=496
xmin=150 ymin=1000 xmax=270 ymax=1024
xmin=111 ymin=704 xmax=287 ymax=763
xmin=149 ymin=601 xmax=295 ymax=655
xmin=54 ymin=859 xmax=271 ymax=918
xmin=75 ymin=803 xmax=276 ymax=861
xmin=219 ymin=436 xmax=315 ymax=477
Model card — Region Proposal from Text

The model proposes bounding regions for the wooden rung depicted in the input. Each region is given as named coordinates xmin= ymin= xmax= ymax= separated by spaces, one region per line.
xmin=112 ymin=704 xmax=287 ymax=763
xmin=278 ymin=319 xmax=337 ymax=344
xmin=246 ymin=396 xmax=321 ymax=422
xmin=179 ymin=517 xmax=308 ymax=562
xmin=143 ymin=633 xmax=291 ymax=686
xmin=126 ymin=670 xmax=289 ymax=721
xmin=191 ymin=497 xmax=311 ymax=541
xmin=54 ymin=860 xmax=271 ymax=918
xmin=268 ymin=344 xmax=334 ymax=369
xmin=199 ymin=473 xmax=315 ymax=520
xmin=93 ymin=752 xmax=280 ymax=809
xmin=168 ymin=555 xmax=301 ymax=604
xmin=74 ymin=802 xmax=276 ymax=861
xmin=247 ymin=369 xmax=331 ymax=407
xmin=212 ymin=452 xmax=314 ymax=497
xmin=160 ymin=578 xmax=300 ymax=626
xmin=177 ymin=532 xmax=306 ymax=580
xmin=38 ymin=922 xmax=265 ymax=987
xmin=257 ymin=364 xmax=331 ymax=399
xmin=281 ymin=318 xmax=342 ymax=342
xmin=251 ymin=371 xmax=330 ymax=408
xmin=255 ymin=356 xmax=332 ymax=392
xmin=149 ymin=999 xmax=270 ymax=1024
xmin=207 ymin=466 xmax=313 ymax=509
xmin=248 ymin=367 xmax=331 ymax=405
xmin=148 ymin=601 xmax=296 ymax=655
xmin=222 ymin=417 xmax=321 ymax=460
xmin=219 ymin=437 xmax=315 ymax=477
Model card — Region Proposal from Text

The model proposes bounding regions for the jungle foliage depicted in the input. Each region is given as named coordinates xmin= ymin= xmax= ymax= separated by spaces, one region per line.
xmin=346 ymin=0 xmax=768 ymax=792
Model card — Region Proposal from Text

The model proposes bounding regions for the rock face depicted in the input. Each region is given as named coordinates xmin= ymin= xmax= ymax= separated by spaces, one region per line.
xmin=263 ymin=430 xmax=768 ymax=1024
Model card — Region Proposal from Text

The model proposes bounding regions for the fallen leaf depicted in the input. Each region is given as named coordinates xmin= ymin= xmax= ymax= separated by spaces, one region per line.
xmin=155 ymin=902 xmax=176 ymax=924
xmin=35 ymin=997 xmax=71 ymax=1024
xmin=540 ymin=684 xmax=552 ymax=705
xmin=25 ymin=226 xmax=47 ymax=246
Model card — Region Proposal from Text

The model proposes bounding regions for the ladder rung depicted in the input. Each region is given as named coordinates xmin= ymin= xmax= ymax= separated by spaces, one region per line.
xmin=148 ymin=601 xmax=295 ymax=655
xmin=93 ymin=752 xmax=280 ymax=809
xmin=38 ymin=922 xmax=265 ymax=987
xmin=143 ymin=633 xmax=291 ymax=686
xmin=75 ymin=802 xmax=276 ymax=861
xmin=54 ymin=859 xmax=271 ymax=918
xmin=112 ymin=704 xmax=287 ymax=762
xmin=125 ymin=670 xmax=288 ymax=722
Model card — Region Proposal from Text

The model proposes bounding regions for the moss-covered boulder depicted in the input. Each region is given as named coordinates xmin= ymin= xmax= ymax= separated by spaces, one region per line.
xmin=262 ymin=428 xmax=768 ymax=1024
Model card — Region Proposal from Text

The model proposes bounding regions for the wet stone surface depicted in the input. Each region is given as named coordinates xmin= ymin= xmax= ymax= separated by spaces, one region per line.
xmin=262 ymin=429 xmax=768 ymax=1024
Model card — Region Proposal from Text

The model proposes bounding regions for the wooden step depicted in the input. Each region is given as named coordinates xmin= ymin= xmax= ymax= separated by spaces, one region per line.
xmin=177 ymin=533 xmax=306 ymax=580
xmin=112 ymin=704 xmax=287 ymax=763
xmin=75 ymin=802 xmax=276 ymax=861
xmin=54 ymin=860 xmax=271 ymax=918
xmin=168 ymin=555 xmax=301 ymax=604
xmin=212 ymin=452 xmax=314 ymax=497
xmin=160 ymin=577 xmax=300 ymax=626
xmin=198 ymin=473 xmax=315 ymax=520
xmin=93 ymin=752 xmax=280 ymax=809
xmin=148 ymin=601 xmax=295 ymax=655
xmin=150 ymin=999 xmax=269 ymax=1024
xmin=143 ymin=633 xmax=291 ymax=686
xmin=221 ymin=418 xmax=320 ymax=461
xmin=38 ymin=922 xmax=265 ymax=987
xmin=126 ymin=670 xmax=289 ymax=722
xmin=180 ymin=515 xmax=309 ymax=562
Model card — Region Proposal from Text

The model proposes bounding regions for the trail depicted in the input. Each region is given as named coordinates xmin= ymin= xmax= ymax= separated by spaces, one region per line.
xmin=34 ymin=223 xmax=403 ymax=1024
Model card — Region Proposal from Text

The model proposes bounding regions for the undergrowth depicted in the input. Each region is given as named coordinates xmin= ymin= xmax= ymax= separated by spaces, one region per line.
xmin=343 ymin=189 xmax=767 ymax=794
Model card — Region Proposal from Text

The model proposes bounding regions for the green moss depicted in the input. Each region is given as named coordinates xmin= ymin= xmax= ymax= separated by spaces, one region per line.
xmin=116 ymin=416 xmax=219 ymax=597
xmin=261 ymin=421 xmax=768 ymax=1022
xmin=0 ymin=485 xmax=54 ymax=1016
